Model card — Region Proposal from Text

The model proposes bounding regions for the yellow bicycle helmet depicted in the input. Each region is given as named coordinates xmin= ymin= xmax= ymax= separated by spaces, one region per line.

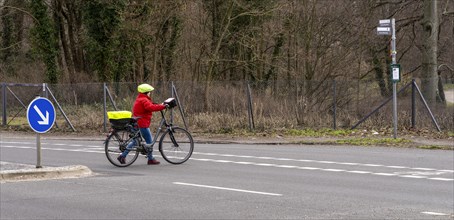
xmin=137 ymin=83 xmax=155 ymax=93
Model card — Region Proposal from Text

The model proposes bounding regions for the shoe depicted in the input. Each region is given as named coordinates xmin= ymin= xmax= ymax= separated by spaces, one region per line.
xmin=117 ymin=156 xmax=126 ymax=164
xmin=147 ymin=159 xmax=160 ymax=165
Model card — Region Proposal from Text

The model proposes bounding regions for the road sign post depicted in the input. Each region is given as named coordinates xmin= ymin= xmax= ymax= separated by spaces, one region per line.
xmin=377 ymin=18 xmax=399 ymax=139
xmin=27 ymin=96 xmax=56 ymax=168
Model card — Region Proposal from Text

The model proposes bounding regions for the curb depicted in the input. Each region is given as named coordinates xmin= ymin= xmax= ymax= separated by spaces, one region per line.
xmin=0 ymin=165 xmax=93 ymax=183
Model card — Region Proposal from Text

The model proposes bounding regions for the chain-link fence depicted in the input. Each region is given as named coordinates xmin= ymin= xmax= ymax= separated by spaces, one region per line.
xmin=1 ymin=79 xmax=453 ymax=134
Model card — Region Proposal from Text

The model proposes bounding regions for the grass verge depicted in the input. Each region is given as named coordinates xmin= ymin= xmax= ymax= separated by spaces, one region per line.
xmin=334 ymin=138 xmax=412 ymax=146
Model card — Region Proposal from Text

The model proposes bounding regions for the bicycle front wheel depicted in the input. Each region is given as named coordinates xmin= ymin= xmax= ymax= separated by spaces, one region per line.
xmin=105 ymin=130 xmax=139 ymax=167
xmin=159 ymin=127 xmax=194 ymax=164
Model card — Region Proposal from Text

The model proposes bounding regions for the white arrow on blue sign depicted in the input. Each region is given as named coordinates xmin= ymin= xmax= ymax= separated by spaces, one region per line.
xmin=27 ymin=97 xmax=56 ymax=133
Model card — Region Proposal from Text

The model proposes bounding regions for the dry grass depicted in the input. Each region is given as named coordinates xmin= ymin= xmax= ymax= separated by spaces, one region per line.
xmin=1 ymin=81 xmax=453 ymax=139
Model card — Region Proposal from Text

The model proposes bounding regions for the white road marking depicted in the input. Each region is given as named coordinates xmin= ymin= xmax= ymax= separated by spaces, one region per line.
xmin=191 ymin=158 xmax=453 ymax=181
xmin=2 ymin=140 xmax=452 ymax=171
xmin=428 ymin=178 xmax=454 ymax=181
xmin=386 ymin=166 xmax=407 ymax=169
xmin=1 ymin=142 xmax=453 ymax=182
xmin=236 ymin=162 xmax=254 ymax=165
xmin=338 ymin=162 xmax=359 ymax=166
xmin=363 ymin=164 xmax=382 ymax=167
xmin=323 ymin=169 xmax=345 ymax=172
xmin=347 ymin=170 xmax=371 ymax=174
xmin=193 ymin=151 xmax=454 ymax=172
xmin=256 ymin=163 xmax=274 ymax=167
xmin=421 ymin=211 xmax=450 ymax=216
xmin=439 ymin=170 xmax=454 ymax=173
xmin=412 ymin=167 xmax=435 ymax=171
xmin=399 ymin=175 xmax=427 ymax=179
xmin=173 ymin=182 xmax=282 ymax=196
xmin=276 ymin=165 xmax=298 ymax=169
xmin=372 ymin=173 xmax=397 ymax=176
xmin=298 ymin=167 xmax=321 ymax=170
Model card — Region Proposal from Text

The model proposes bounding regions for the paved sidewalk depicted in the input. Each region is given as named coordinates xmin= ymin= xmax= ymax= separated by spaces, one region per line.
xmin=0 ymin=162 xmax=93 ymax=183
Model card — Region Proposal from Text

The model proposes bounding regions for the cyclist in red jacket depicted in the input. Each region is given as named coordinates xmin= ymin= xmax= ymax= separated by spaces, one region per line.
xmin=118 ymin=84 xmax=166 ymax=165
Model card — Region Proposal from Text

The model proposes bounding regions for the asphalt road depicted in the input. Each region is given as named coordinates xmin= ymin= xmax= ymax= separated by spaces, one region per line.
xmin=0 ymin=136 xmax=453 ymax=219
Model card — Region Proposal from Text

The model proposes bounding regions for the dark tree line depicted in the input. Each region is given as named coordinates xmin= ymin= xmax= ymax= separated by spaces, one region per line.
xmin=0 ymin=0 xmax=453 ymax=104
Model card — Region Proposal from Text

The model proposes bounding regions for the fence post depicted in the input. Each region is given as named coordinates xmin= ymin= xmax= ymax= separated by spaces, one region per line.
xmin=105 ymin=84 xmax=118 ymax=110
xmin=45 ymin=85 xmax=75 ymax=131
xmin=351 ymin=82 xmax=412 ymax=130
xmin=103 ymin=83 xmax=107 ymax=132
xmin=172 ymin=82 xmax=188 ymax=130
xmin=44 ymin=83 xmax=59 ymax=128
xmin=43 ymin=83 xmax=60 ymax=129
xmin=413 ymin=82 xmax=441 ymax=132
xmin=411 ymin=79 xmax=416 ymax=128
xmin=170 ymin=81 xmax=175 ymax=124
xmin=246 ymin=82 xmax=255 ymax=130
xmin=2 ymin=83 xmax=6 ymax=126
xmin=42 ymin=83 xmax=48 ymax=97
xmin=332 ymin=80 xmax=337 ymax=130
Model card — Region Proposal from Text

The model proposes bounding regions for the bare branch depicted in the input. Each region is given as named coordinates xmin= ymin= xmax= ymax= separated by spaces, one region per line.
xmin=0 ymin=5 xmax=38 ymax=22
xmin=0 ymin=40 xmax=22 ymax=51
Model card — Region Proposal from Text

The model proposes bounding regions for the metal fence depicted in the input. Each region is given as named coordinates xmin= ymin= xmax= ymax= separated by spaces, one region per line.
xmin=1 ymin=79 xmax=453 ymax=133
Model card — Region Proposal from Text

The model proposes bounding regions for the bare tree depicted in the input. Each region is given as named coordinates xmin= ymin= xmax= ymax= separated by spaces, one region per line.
xmin=421 ymin=0 xmax=439 ymax=105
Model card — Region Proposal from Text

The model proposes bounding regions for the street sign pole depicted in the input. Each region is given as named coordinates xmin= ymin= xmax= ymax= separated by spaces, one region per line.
xmin=377 ymin=18 xmax=398 ymax=139
xmin=36 ymin=84 xmax=45 ymax=168
xmin=391 ymin=18 xmax=398 ymax=139
xmin=36 ymin=133 xmax=42 ymax=168
xmin=27 ymin=87 xmax=56 ymax=168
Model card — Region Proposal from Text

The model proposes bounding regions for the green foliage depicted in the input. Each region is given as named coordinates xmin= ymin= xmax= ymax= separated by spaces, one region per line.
xmin=335 ymin=138 xmax=411 ymax=146
xmin=82 ymin=0 xmax=158 ymax=83
xmin=29 ymin=0 xmax=59 ymax=83
xmin=416 ymin=145 xmax=444 ymax=150
xmin=203 ymin=0 xmax=277 ymax=81
xmin=158 ymin=14 xmax=182 ymax=81
xmin=83 ymin=0 xmax=125 ymax=82
xmin=286 ymin=128 xmax=355 ymax=137
xmin=1 ymin=8 xmax=14 ymax=62
xmin=448 ymin=131 xmax=454 ymax=138
xmin=1 ymin=0 xmax=26 ymax=66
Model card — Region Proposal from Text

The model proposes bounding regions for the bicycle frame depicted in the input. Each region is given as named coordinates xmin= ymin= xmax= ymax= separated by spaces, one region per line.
xmin=133 ymin=109 xmax=173 ymax=151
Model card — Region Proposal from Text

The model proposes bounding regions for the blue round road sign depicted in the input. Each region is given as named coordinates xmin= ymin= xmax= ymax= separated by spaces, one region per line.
xmin=27 ymin=97 xmax=56 ymax=133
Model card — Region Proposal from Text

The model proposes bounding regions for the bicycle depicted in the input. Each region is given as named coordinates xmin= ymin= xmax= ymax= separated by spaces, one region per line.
xmin=104 ymin=98 xmax=194 ymax=167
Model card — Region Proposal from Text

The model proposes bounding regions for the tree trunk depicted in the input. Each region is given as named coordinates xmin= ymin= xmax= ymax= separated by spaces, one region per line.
xmin=54 ymin=0 xmax=75 ymax=83
xmin=421 ymin=0 xmax=438 ymax=105
xmin=66 ymin=0 xmax=85 ymax=73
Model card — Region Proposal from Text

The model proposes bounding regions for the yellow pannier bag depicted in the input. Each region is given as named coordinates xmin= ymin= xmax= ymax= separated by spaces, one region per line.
xmin=107 ymin=111 xmax=132 ymax=120
xmin=107 ymin=111 xmax=132 ymax=129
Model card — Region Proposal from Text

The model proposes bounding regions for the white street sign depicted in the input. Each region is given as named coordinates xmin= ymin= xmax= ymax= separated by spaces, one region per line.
xmin=379 ymin=19 xmax=392 ymax=27
xmin=377 ymin=27 xmax=391 ymax=35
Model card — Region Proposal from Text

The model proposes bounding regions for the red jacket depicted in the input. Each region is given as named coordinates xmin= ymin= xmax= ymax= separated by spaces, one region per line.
xmin=132 ymin=93 xmax=166 ymax=128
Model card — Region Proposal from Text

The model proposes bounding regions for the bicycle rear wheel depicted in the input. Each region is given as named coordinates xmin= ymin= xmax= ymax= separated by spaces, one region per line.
xmin=159 ymin=127 xmax=194 ymax=164
xmin=105 ymin=130 xmax=139 ymax=167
